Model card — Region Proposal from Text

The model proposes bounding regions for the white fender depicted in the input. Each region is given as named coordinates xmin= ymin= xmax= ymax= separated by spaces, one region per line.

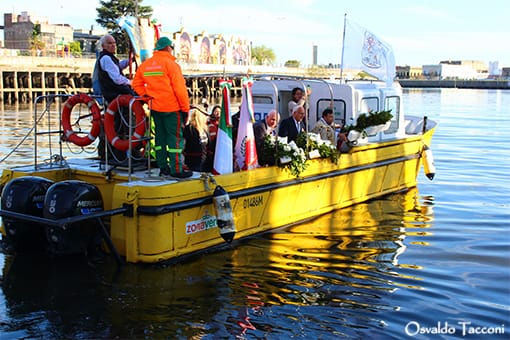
xmin=212 ymin=185 xmax=236 ymax=243
xmin=422 ymin=145 xmax=436 ymax=180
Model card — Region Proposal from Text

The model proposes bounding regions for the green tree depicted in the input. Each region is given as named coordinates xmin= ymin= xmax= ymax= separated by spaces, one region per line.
xmin=284 ymin=60 xmax=300 ymax=68
xmin=30 ymin=24 xmax=45 ymax=56
xmin=96 ymin=0 xmax=153 ymax=54
xmin=251 ymin=45 xmax=275 ymax=65
xmin=69 ymin=41 xmax=82 ymax=57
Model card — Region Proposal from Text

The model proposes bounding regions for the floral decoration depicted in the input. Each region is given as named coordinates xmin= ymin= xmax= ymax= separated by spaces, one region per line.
xmin=263 ymin=132 xmax=340 ymax=177
xmin=264 ymin=135 xmax=307 ymax=177
xmin=296 ymin=132 xmax=339 ymax=164
xmin=343 ymin=109 xmax=393 ymax=133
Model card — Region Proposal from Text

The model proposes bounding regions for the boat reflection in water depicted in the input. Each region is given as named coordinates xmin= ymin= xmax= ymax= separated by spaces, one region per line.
xmin=0 ymin=187 xmax=434 ymax=338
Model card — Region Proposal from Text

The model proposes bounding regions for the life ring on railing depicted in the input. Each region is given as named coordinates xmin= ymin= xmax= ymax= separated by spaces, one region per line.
xmin=61 ymin=93 xmax=102 ymax=147
xmin=104 ymin=94 xmax=147 ymax=152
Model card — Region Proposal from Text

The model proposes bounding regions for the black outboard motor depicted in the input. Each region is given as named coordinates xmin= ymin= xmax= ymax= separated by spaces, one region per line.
xmin=43 ymin=180 xmax=104 ymax=255
xmin=0 ymin=176 xmax=54 ymax=251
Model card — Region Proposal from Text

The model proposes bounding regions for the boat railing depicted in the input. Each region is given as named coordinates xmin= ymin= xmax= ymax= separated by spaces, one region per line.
xmin=32 ymin=93 xmax=93 ymax=170
xmin=29 ymin=93 xmax=152 ymax=180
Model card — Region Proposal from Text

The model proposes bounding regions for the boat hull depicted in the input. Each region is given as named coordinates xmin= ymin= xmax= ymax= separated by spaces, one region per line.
xmin=0 ymin=128 xmax=434 ymax=263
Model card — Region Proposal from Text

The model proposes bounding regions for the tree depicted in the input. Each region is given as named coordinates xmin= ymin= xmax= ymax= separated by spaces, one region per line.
xmin=30 ymin=24 xmax=45 ymax=56
xmin=69 ymin=41 xmax=82 ymax=57
xmin=251 ymin=45 xmax=275 ymax=65
xmin=284 ymin=60 xmax=300 ymax=68
xmin=96 ymin=0 xmax=153 ymax=54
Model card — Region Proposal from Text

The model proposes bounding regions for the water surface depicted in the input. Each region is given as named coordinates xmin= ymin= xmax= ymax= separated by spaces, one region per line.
xmin=0 ymin=88 xmax=509 ymax=339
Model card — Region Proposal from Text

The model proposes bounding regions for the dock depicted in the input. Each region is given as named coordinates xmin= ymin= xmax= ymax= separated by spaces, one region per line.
xmin=0 ymin=56 xmax=326 ymax=104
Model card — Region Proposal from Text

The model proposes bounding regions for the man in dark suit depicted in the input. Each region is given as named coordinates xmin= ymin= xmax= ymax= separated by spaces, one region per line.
xmin=278 ymin=105 xmax=306 ymax=142
xmin=254 ymin=110 xmax=280 ymax=165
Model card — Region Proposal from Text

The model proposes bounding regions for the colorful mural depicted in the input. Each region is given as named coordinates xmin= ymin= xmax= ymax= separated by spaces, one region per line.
xmin=179 ymin=32 xmax=192 ymax=63
xmin=199 ymin=36 xmax=210 ymax=64
xmin=172 ymin=30 xmax=251 ymax=65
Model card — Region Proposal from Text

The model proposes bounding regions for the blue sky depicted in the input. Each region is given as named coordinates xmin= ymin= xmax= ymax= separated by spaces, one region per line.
xmin=2 ymin=0 xmax=509 ymax=67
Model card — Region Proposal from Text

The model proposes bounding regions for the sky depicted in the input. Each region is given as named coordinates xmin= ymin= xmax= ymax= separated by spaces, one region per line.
xmin=1 ymin=0 xmax=509 ymax=67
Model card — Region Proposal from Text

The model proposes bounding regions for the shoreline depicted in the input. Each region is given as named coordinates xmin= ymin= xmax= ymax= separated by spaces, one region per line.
xmin=398 ymin=79 xmax=510 ymax=90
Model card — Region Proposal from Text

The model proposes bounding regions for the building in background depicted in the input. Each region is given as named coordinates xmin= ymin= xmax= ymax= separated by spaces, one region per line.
xmin=3 ymin=12 xmax=74 ymax=56
xmin=396 ymin=65 xmax=424 ymax=79
xmin=488 ymin=61 xmax=501 ymax=78
xmin=73 ymin=26 xmax=106 ymax=56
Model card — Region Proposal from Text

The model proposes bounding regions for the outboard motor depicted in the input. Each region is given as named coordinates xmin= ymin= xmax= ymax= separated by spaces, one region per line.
xmin=0 ymin=176 xmax=54 ymax=252
xmin=43 ymin=180 xmax=104 ymax=255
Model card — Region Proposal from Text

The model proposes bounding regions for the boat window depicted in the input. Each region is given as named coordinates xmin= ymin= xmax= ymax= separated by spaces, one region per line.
xmin=384 ymin=96 xmax=400 ymax=134
xmin=253 ymin=96 xmax=273 ymax=104
xmin=317 ymin=99 xmax=346 ymax=126
xmin=360 ymin=97 xmax=379 ymax=113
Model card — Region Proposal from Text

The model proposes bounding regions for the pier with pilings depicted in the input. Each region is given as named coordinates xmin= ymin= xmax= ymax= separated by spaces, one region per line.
xmin=0 ymin=69 xmax=249 ymax=104
xmin=1 ymin=55 xmax=338 ymax=104
xmin=1 ymin=69 xmax=92 ymax=104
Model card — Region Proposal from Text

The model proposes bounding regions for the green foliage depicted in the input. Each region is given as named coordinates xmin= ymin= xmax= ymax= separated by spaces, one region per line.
xmin=296 ymin=132 xmax=339 ymax=164
xmin=95 ymin=0 xmax=153 ymax=54
xmin=263 ymin=132 xmax=340 ymax=177
xmin=264 ymin=135 xmax=307 ymax=177
xmin=30 ymin=24 xmax=45 ymax=53
xmin=251 ymin=45 xmax=275 ymax=65
xmin=285 ymin=60 xmax=301 ymax=68
xmin=344 ymin=110 xmax=393 ymax=132
xmin=69 ymin=41 xmax=82 ymax=57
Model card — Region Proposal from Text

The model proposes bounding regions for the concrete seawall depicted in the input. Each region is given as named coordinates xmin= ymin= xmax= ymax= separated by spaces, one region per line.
xmin=398 ymin=79 xmax=510 ymax=89
xmin=3 ymin=56 xmax=509 ymax=103
xmin=1 ymin=55 xmax=334 ymax=103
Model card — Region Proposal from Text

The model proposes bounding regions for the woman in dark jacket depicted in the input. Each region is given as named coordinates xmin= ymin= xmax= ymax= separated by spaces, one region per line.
xmin=183 ymin=109 xmax=209 ymax=172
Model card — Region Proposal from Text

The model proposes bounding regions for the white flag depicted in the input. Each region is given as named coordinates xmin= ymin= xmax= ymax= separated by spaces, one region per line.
xmin=342 ymin=19 xmax=396 ymax=86
xmin=234 ymin=78 xmax=259 ymax=170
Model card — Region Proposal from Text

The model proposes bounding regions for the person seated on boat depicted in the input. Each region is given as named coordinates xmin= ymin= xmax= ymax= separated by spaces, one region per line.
xmin=288 ymin=87 xmax=307 ymax=115
xmin=278 ymin=105 xmax=306 ymax=143
xmin=312 ymin=108 xmax=336 ymax=144
xmin=95 ymin=34 xmax=136 ymax=103
xmin=183 ymin=109 xmax=209 ymax=172
xmin=254 ymin=110 xmax=280 ymax=166
xmin=336 ymin=122 xmax=349 ymax=152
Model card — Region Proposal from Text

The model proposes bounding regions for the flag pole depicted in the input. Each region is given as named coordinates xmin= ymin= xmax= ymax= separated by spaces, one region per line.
xmin=340 ymin=13 xmax=347 ymax=84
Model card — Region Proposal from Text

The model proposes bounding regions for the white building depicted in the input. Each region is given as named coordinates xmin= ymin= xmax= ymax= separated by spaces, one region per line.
xmin=423 ymin=64 xmax=481 ymax=80
xmin=488 ymin=61 xmax=501 ymax=77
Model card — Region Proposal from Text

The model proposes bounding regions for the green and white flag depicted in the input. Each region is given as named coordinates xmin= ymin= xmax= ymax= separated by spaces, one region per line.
xmin=213 ymin=79 xmax=233 ymax=174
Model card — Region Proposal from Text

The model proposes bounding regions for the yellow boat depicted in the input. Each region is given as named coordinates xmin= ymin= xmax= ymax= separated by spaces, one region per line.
xmin=0 ymin=77 xmax=436 ymax=264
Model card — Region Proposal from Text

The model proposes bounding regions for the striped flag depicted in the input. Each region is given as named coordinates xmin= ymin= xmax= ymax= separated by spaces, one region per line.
xmin=213 ymin=79 xmax=233 ymax=174
xmin=234 ymin=77 xmax=259 ymax=170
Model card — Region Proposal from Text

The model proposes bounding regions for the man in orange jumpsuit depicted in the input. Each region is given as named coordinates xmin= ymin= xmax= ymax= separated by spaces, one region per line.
xmin=132 ymin=37 xmax=192 ymax=178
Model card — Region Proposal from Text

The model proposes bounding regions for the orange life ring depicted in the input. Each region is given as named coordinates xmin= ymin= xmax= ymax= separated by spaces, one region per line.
xmin=104 ymin=94 xmax=147 ymax=152
xmin=61 ymin=93 xmax=102 ymax=147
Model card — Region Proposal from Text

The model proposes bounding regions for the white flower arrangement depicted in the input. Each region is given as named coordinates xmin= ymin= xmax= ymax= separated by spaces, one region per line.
xmin=263 ymin=132 xmax=340 ymax=177
xmin=264 ymin=135 xmax=308 ymax=176
xmin=296 ymin=132 xmax=339 ymax=164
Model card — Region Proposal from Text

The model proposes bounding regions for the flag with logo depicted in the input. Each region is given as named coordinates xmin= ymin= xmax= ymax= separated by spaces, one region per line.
xmin=213 ymin=79 xmax=233 ymax=174
xmin=342 ymin=18 xmax=396 ymax=86
xmin=234 ymin=77 xmax=259 ymax=170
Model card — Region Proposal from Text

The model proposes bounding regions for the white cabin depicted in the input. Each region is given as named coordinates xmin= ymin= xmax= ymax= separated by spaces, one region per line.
xmin=251 ymin=78 xmax=408 ymax=142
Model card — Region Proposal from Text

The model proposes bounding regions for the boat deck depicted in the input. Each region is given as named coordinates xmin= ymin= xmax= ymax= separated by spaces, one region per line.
xmin=7 ymin=157 xmax=203 ymax=186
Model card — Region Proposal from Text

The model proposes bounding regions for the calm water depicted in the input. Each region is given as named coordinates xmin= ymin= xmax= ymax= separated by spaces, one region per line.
xmin=0 ymin=88 xmax=509 ymax=339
